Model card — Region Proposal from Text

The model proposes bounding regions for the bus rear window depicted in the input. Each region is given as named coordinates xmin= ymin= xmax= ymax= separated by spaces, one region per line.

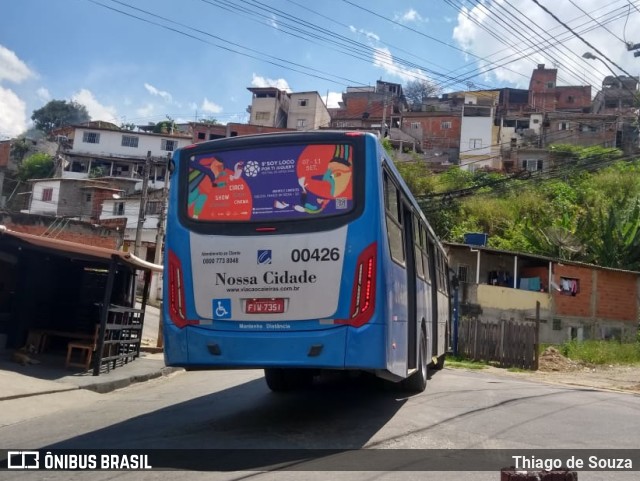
xmin=186 ymin=143 xmax=355 ymax=222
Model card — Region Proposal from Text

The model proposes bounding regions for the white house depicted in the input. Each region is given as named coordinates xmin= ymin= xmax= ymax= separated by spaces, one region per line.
xmin=287 ymin=92 xmax=331 ymax=130
xmin=54 ymin=122 xmax=191 ymax=190
xmin=459 ymin=93 xmax=499 ymax=171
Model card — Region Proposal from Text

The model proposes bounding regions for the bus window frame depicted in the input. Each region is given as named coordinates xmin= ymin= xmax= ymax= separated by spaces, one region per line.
xmin=383 ymin=170 xmax=405 ymax=266
xmin=176 ymin=133 xmax=367 ymax=236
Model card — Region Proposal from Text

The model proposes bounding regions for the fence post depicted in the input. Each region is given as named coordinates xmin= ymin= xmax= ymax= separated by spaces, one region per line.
xmin=534 ymin=301 xmax=540 ymax=370
xmin=499 ymin=319 xmax=505 ymax=367
xmin=473 ymin=317 xmax=479 ymax=360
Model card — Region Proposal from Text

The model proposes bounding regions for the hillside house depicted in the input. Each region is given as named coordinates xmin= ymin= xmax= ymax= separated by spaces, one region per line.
xmin=446 ymin=242 xmax=640 ymax=344
xmin=52 ymin=122 xmax=190 ymax=189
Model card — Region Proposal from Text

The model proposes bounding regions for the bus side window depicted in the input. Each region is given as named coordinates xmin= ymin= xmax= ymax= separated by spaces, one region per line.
xmin=384 ymin=173 xmax=404 ymax=264
xmin=421 ymin=227 xmax=430 ymax=282
xmin=424 ymin=236 xmax=432 ymax=282
xmin=438 ymin=252 xmax=446 ymax=293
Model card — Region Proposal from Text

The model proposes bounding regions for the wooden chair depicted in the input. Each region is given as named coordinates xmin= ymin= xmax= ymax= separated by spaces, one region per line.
xmin=65 ymin=324 xmax=100 ymax=370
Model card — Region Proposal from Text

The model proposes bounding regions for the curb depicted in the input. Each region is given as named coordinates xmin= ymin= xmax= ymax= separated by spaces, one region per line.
xmin=140 ymin=346 xmax=164 ymax=354
xmin=0 ymin=387 xmax=79 ymax=402
xmin=80 ymin=366 xmax=184 ymax=394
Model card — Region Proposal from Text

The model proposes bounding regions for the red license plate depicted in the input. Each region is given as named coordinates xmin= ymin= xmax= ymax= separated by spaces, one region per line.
xmin=245 ymin=298 xmax=286 ymax=314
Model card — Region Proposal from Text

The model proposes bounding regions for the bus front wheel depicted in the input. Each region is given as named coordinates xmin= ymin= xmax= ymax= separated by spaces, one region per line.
xmin=264 ymin=368 xmax=314 ymax=392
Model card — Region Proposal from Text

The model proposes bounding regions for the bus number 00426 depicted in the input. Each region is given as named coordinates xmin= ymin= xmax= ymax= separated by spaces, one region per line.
xmin=291 ymin=248 xmax=340 ymax=262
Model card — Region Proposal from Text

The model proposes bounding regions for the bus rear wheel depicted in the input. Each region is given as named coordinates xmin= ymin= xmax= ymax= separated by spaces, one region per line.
xmin=401 ymin=330 xmax=428 ymax=393
xmin=264 ymin=368 xmax=314 ymax=392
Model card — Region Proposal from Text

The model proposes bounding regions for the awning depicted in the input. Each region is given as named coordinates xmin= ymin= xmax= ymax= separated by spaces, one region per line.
xmin=0 ymin=225 xmax=163 ymax=272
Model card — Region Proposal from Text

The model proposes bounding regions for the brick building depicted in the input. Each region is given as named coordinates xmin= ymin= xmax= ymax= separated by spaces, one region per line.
xmin=190 ymin=122 xmax=292 ymax=144
xmin=528 ymin=64 xmax=591 ymax=113
xmin=446 ymin=242 xmax=640 ymax=343
xmin=0 ymin=212 xmax=122 ymax=249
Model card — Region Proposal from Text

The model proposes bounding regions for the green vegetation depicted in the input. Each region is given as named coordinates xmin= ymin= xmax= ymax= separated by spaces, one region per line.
xmin=559 ymin=340 xmax=640 ymax=365
xmin=394 ymin=145 xmax=640 ymax=270
xmin=445 ymin=356 xmax=489 ymax=370
xmin=17 ymin=152 xmax=54 ymax=181
xmin=506 ymin=367 xmax=529 ymax=373
xmin=152 ymin=116 xmax=179 ymax=134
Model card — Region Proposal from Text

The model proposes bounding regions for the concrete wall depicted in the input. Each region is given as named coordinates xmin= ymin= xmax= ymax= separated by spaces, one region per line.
xmin=29 ymin=180 xmax=60 ymax=216
xmin=287 ymin=93 xmax=331 ymax=130
xmin=476 ymin=284 xmax=550 ymax=311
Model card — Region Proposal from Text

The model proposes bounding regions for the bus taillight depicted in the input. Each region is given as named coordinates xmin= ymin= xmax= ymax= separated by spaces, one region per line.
xmin=337 ymin=242 xmax=377 ymax=327
xmin=168 ymin=250 xmax=199 ymax=328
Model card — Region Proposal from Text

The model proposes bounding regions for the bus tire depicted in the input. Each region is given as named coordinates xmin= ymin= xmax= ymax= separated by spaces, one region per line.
xmin=402 ymin=329 xmax=428 ymax=393
xmin=264 ymin=368 xmax=313 ymax=392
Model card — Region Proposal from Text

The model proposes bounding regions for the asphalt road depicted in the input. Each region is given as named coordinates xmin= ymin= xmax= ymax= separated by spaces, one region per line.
xmin=1 ymin=367 xmax=639 ymax=481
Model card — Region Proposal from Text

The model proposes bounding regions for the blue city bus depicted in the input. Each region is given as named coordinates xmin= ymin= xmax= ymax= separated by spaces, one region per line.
xmin=163 ymin=131 xmax=450 ymax=392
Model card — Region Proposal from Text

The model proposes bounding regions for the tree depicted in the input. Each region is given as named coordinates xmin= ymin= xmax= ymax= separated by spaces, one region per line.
xmin=10 ymin=137 xmax=32 ymax=162
xmin=31 ymin=100 xmax=90 ymax=133
xmin=578 ymin=200 xmax=640 ymax=270
xmin=404 ymin=79 xmax=439 ymax=111
xmin=17 ymin=153 xmax=54 ymax=181
xmin=199 ymin=117 xmax=220 ymax=126
xmin=152 ymin=116 xmax=178 ymax=134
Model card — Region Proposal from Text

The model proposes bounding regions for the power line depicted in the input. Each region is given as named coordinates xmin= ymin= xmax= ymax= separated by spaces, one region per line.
xmin=531 ymin=0 xmax=636 ymax=78
xmin=87 ymin=0 xmax=365 ymax=88
xmin=437 ymin=2 xmax=634 ymax=91
xmin=568 ymin=0 xmax=628 ymax=46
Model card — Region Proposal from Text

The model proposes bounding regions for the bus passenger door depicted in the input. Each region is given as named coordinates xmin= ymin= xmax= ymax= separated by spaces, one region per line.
xmin=403 ymin=205 xmax=417 ymax=370
xmin=428 ymin=240 xmax=439 ymax=360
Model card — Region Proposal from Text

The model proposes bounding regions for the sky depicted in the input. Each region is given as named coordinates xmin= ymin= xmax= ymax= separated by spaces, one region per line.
xmin=2 ymin=0 xmax=640 ymax=139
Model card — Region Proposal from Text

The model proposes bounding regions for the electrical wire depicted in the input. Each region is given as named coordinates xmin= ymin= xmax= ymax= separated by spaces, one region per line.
xmin=530 ymin=0 xmax=637 ymax=78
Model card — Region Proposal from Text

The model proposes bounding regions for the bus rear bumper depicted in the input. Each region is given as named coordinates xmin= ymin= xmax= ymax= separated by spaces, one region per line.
xmin=163 ymin=323 xmax=385 ymax=370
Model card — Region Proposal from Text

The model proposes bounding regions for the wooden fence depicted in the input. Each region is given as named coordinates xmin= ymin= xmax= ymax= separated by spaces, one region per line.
xmin=458 ymin=316 xmax=540 ymax=370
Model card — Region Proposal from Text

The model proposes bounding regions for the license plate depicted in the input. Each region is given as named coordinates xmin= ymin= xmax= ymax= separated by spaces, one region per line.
xmin=245 ymin=298 xmax=286 ymax=314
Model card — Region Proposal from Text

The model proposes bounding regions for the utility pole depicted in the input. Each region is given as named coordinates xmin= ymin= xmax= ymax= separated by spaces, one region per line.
xmin=381 ymin=91 xmax=388 ymax=138
xmin=134 ymin=151 xmax=151 ymax=257
xmin=150 ymin=153 xmax=170 ymax=300
xmin=153 ymin=153 xmax=170 ymax=267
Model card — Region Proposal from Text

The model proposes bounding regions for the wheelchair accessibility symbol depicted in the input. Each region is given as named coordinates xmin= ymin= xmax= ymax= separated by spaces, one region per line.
xmin=213 ymin=298 xmax=231 ymax=319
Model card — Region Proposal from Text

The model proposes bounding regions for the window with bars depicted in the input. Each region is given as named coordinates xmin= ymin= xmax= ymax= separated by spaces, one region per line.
xmin=255 ymin=111 xmax=270 ymax=121
xmin=441 ymin=121 xmax=452 ymax=129
xmin=457 ymin=265 xmax=469 ymax=283
xmin=82 ymin=132 xmax=100 ymax=144
xmin=121 ymin=135 xmax=139 ymax=148
xmin=42 ymin=188 xmax=53 ymax=202
xmin=161 ymin=139 xmax=178 ymax=151
xmin=146 ymin=200 xmax=163 ymax=215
